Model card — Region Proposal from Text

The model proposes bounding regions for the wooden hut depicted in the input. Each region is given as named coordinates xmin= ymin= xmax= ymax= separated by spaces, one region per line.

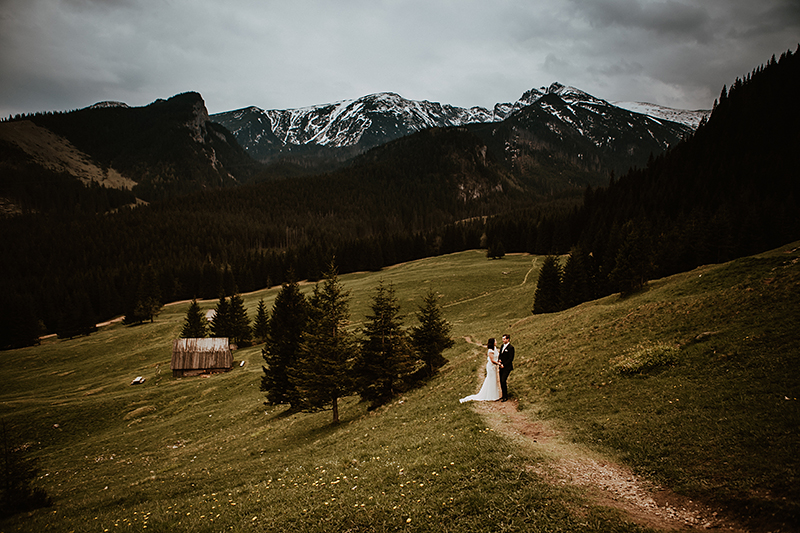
xmin=171 ymin=338 xmax=233 ymax=377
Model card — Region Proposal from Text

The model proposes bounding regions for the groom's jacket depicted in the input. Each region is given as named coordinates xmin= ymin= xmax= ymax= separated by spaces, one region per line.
xmin=500 ymin=343 xmax=515 ymax=370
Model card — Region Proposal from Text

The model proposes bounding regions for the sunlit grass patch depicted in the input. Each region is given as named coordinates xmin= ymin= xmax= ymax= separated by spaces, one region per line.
xmin=610 ymin=343 xmax=679 ymax=374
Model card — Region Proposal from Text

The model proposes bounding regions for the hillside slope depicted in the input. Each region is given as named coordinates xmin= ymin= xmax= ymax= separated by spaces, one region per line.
xmin=2 ymin=92 xmax=263 ymax=207
xmin=1 ymin=243 xmax=797 ymax=531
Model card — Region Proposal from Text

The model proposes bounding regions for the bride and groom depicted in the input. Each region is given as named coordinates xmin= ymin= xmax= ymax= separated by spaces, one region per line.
xmin=460 ymin=334 xmax=515 ymax=403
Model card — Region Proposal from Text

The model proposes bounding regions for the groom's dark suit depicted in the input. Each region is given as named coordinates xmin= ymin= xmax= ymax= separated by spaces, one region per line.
xmin=498 ymin=339 xmax=515 ymax=401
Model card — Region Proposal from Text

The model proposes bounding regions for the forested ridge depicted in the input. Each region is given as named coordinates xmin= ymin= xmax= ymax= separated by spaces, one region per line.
xmin=525 ymin=47 xmax=800 ymax=312
xmin=1 ymin=48 xmax=798 ymax=349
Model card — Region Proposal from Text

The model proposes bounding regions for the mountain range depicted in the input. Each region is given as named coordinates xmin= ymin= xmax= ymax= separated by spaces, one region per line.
xmin=0 ymin=82 xmax=707 ymax=213
xmin=212 ymin=83 xmax=707 ymax=174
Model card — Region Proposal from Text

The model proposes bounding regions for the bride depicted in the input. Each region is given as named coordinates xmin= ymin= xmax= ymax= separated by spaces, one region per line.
xmin=460 ymin=338 xmax=501 ymax=403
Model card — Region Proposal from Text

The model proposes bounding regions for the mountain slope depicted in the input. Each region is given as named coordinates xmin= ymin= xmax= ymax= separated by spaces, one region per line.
xmin=613 ymin=101 xmax=710 ymax=129
xmin=3 ymin=92 xmax=262 ymax=206
xmin=0 ymin=120 xmax=136 ymax=191
xmin=468 ymin=86 xmax=693 ymax=183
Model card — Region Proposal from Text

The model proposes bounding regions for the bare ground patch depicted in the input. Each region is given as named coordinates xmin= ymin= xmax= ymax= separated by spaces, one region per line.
xmin=472 ymin=399 xmax=746 ymax=532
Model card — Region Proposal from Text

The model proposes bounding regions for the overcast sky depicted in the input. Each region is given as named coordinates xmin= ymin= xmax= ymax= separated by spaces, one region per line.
xmin=1 ymin=0 xmax=798 ymax=118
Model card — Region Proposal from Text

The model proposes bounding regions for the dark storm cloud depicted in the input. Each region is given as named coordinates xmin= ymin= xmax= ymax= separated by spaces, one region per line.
xmin=574 ymin=0 xmax=711 ymax=40
xmin=0 ymin=0 xmax=797 ymax=118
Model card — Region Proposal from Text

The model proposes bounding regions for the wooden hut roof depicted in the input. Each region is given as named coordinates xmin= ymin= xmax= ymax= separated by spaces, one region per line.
xmin=171 ymin=338 xmax=232 ymax=370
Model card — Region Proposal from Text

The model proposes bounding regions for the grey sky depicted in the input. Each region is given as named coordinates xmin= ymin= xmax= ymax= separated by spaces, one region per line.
xmin=1 ymin=0 xmax=797 ymax=118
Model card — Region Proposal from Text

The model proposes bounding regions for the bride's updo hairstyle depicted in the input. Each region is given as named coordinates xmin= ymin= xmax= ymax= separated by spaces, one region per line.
xmin=487 ymin=338 xmax=496 ymax=350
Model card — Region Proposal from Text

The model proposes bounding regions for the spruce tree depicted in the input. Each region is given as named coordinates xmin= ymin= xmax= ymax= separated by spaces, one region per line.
xmin=486 ymin=240 xmax=505 ymax=259
xmin=355 ymin=282 xmax=414 ymax=409
xmin=293 ymin=262 xmax=356 ymax=424
xmin=222 ymin=266 xmax=237 ymax=297
xmin=532 ymin=255 xmax=562 ymax=314
xmin=261 ymin=278 xmax=308 ymax=408
xmin=209 ymin=294 xmax=230 ymax=338
xmin=561 ymin=246 xmax=592 ymax=308
xmin=180 ymin=299 xmax=208 ymax=338
xmin=227 ymin=293 xmax=251 ymax=346
xmin=200 ymin=263 xmax=221 ymax=299
xmin=129 ymin=264 xmax=162 ymax=324
xmin=252 ymin=298 xmax=269 ymax=343
xmin=409 ymin=289 xmax=455 ymax=378
xmin=610 ymin=221 xmax=653 ymax=296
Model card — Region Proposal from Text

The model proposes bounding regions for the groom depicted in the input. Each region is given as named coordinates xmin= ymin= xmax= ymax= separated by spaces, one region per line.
xmin=498 ymin=334 xmax=515 ymax=402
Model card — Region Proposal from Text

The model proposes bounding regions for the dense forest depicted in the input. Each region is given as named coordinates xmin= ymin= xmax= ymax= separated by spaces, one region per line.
xmin=524 ymin=47 xmax=800 ymax=312
xmin=1 ymin=48 xmax=797 ymax=349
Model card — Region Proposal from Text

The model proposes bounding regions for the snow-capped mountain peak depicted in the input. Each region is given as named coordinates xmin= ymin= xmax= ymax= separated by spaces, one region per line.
xmin=613 ymin=101 xmax=710 ymax=129
xmin=212 ymin=85 xmax=708 ymax=162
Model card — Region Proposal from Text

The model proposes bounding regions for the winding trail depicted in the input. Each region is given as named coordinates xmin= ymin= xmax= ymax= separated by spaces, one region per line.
xmin=461 ymin=336 xmax=745 ymax=532
xmin=521 ymin=256 xmax=538 ymax=285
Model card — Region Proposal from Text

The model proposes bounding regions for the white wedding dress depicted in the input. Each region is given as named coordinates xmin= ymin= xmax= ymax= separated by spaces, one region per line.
xmin=460 ymin=348 xmax=501 ymax=403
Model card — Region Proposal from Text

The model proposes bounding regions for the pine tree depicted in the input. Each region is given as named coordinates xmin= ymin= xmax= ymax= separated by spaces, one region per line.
xmin=127 ymin=264 xmax=162 ymax=324
xmin=610 ymin=221 xmax=653 ymax=296
xmin=561 ymin=246 xmax=592 ymax=309
xmin=261 ymin=278 xmax=308 ymax=408
xmin=252 ymin=298 xmax=269 ymax=343
xmin=227 ymin=293 xmax=251 ymax=346
xmin=486 ymin=240 xmax=505 ymax=259
xmin=222 ymin=266 xmax=237 ymax=297
xmin=139 ymin=264 xmax=163 ymax=322
xmin=180 ymin=299 xmax=208 ymax=338
xmin=293 ymin=262 xmax=356 ymax=424
xmin=409 ymin=289 xmax=455 ymax=378
xmin=532 ymin=255 xmax=562 ymax=314
xmin=355 ymin=282 xmax=415 ymax=409
xmin=209 ymin=294 xmax=230 ymax=338
xmin=200 ymin=263 xmax=221 ymax=299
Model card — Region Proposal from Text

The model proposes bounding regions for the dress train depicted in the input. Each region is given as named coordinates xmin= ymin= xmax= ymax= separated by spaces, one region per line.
xmin=459 ymin=348 xmax=501 ymax=403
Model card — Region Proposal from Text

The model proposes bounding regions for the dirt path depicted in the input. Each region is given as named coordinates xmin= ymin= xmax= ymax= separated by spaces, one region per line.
xmin=462 ymin=337 xmax=745 ymax=532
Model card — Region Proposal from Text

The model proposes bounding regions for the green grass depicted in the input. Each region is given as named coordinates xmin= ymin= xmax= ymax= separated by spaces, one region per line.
xmin=2 ymin=245 xmax=799 ymax=531
xmin=609 ymin=343 xmax=679 ymax=374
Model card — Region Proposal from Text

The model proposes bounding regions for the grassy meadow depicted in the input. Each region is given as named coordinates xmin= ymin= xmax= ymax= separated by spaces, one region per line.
xmin=1 ymin=244 xmax=799 ymax=532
